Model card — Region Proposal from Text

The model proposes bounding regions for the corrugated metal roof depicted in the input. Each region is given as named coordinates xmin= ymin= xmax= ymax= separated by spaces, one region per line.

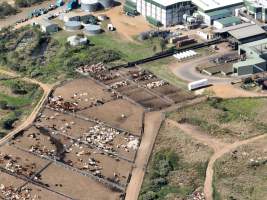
xmin=192 ymin=0 xmax=243 ymax=12
xmin=205 ymin=9 xmax=231 ymax=17
xmin=146 ymin=0 xmax=190 ymax=7
xmin=213 ymin=23 xmax=253 ymax=33
xmin=215 ymin=16 xmax=241 ymax=25
xmin=229 ymin=24 xmax=266 ymax=40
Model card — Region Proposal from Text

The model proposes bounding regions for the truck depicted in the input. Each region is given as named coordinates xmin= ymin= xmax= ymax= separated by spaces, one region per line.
xmin=188 ymin=79 xmax=209 ymax=90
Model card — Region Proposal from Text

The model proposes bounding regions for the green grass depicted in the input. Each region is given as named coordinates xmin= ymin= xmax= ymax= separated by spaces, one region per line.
xmin=213 ymin=138 xmax=267 ymax=200
xmin=168 ymin=98 xmax=267 ymax=142
xmin=0 ymin=77 xmax=43 ymax=136
xmin=139 ymin=121 xmax=212 ymax=200
xmin=53 ymin=31 xmax=162 ymax=62
xmin=141 ymin=57 xmax=187 ymax=88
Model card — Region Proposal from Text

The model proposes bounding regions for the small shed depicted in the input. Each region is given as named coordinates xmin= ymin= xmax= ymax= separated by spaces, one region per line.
xmin=33 ymin=18 xmax=59 ymax=33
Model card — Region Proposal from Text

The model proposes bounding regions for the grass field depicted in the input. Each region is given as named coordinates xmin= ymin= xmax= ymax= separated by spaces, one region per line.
xmin=139 ymin=121 xmax=212 ymax=200
xmin=140 ymin=57 xmax=187 ymax=89
xmin=0 ymin=75 xmax=43 ymax=136
xmin=168 ymin=98 xmax=267 ymax=143
xmin=53 ymin=31 xmax=162 ymax=62
xmin=213 ymin=137 xmax=267 ymax=200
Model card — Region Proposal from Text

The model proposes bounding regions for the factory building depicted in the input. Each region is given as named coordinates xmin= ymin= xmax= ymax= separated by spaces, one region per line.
xmin=213 ymin=16 xmax=242 ymax=29
xmin=244 ymin=0 xmax=267 ymax=22
xmin=33 ymin=18 xmax=59 ymax=33
xmin=127 ymin=0 xmax=195 ymax=27
xmin=192 ymin=0 xmax=243 ymax=25
xmin=233 ymin=38 xmax=267 ymax=75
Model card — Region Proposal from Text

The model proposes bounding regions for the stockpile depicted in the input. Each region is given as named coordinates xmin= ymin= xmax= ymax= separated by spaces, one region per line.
xmin=76 ymin=63 xmax=107 ymax=75
xmin=48 ymin=96 xmax=79 ymax=112
xmin=145 ymin=80 xmax=168 ymax=89
xmin=0 ymin=184 xmax=40 ymax=200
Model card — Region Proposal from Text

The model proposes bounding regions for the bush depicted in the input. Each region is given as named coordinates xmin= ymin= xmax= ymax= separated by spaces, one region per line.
xmin=15 ymin=0 xmax=45 ymax=7
xmin=0 ymin=2 xmax=18 ymax=19
xmin=0 ymin=100 xmax=8 ymax=109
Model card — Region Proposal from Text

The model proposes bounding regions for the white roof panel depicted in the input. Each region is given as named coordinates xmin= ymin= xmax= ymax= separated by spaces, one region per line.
xmin=192 ymin=0 xmax=243 ymax=11
xmin=149 ymin=0 xmax=190 ymax=7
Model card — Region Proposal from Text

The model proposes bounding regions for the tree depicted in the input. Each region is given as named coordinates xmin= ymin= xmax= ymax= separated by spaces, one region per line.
xmin=0 ymin=100 xmax=8 ymax=109
xmin=160 ymin=39 xmax=167 ymax=52
xmin=152 ymin=45 xmax=157 ymax=53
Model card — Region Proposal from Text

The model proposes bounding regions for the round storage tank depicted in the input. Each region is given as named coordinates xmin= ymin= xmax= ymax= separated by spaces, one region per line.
xmin=99 ymin=0 xmax=113 ymax=9
xmin=64 ymin=21 xmax=82 ymax=31
xmin=81 ymin=0 xmax=99 ymax=12
xmin=84 ymin=24 xmax=101 ymax=35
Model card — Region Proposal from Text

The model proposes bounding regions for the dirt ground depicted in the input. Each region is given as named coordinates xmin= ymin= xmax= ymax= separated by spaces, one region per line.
xmin=78 ymin=99 xmax=144 ymax=136
xmin=207 ymin=84 xmax=267 ymax=98
xmin=64 ymin=143 xmax=132 ymax=185
xmin=0 ymin=0 xmax=58 ymax=29
xmin=39 ymin=163 xmax=121 ymax=200
xmin=53 ymin=78 xmax=115 ymax=110
xmin=98 ymin=3 xmax=152 ymax=41
xmin=0 ymin=144 xmax=50 ymax=177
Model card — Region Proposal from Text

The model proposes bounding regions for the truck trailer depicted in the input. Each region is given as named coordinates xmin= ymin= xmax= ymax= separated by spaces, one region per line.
xmin=188 ymin=79 xmax=209 ymax=90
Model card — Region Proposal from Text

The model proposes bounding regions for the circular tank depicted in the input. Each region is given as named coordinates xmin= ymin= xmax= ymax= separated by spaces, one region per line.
xmin=98 ymin=0 xmax=113 ymax=9
xmin=64 ymin=21 xmax=82 ymax=31
xmin=84 ymin=24 xmax=101 ymax=35
xmin=81 ymin=0 xmax=99 ymax=12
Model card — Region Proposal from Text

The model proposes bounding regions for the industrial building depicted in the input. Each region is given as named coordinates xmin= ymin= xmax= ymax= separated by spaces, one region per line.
xmin=228 ymin=24 xmax=266 ymax=44
xmin=192 ymin=0 xmax=243 ymax=13
xmin=213 ymin=16 xmax=242 ymax=29
xmin=127 ymin=0 xmax=195 ymax=27
xmin=233 ymin=38 xmax=267 ymax=75
xmin=33 ymin=18 xmax=59 ymax=33
xmin=192 ymin=0 xmax=243 ymax=25
xmin=244 ymin=0 xmax=267 ymax=22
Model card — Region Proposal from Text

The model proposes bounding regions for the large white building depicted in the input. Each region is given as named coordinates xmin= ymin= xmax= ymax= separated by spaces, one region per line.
xmin=126 ymin=0 xmax=245 ymax=27
xmin=129 ymin=0 xmax=194 ymax=27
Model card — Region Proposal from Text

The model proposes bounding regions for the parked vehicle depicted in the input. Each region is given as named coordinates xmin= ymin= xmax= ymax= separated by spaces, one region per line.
xmin=188 ymin=79 xmax=209 ymax=90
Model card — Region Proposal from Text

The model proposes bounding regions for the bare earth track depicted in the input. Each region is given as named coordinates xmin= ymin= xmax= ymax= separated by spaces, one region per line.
xmin=166 ymin=119 xmax=267 ymax=200
xmin=0 ymin=69 xmax=54 ymax=146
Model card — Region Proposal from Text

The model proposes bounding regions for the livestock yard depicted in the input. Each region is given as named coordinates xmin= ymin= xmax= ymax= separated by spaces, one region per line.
xmin=0 ymin=64 xmax=195 ymax=199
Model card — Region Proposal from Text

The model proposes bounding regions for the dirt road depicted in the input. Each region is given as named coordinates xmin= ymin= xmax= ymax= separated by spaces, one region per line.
xmin=166 ymin=119 xmax=267 ymax=200
xmin=125 ymin=111 xmax=164 ymax=200
xmin=0 ymin=69 xmax=54 ymax=145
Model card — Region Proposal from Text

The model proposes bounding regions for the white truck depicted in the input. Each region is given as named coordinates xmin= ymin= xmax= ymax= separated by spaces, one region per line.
xmin=188 ymin=79 xmax=209 ymax=90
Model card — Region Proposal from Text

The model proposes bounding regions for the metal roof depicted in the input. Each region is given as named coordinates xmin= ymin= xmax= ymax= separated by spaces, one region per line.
xmin=192 ymin=0 xmax=243 ymax=12
xmin=213 ymin=23 xmax=253 ymax=33
xmin=215 ymin=16 xmax=241 ymax=25
xmin=145 ymin=0 xmax=190 ymax=7
xmin=228 ymin=24 xmax=266 ymax=40
xmin=205 ymin=9 xmax=231 ymax=17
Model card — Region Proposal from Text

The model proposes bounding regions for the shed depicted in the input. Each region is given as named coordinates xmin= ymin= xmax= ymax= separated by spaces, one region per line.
xmin=213 ymin=16 xmax=242 ymax=29
xmin=33 ymin=18 xmax=59 ymax=33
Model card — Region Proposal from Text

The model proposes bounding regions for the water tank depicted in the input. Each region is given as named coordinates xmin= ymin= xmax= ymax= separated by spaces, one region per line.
xmin=81 ymin=0 xmax=99 ymax=12
xmin=64 ymin=21 xmax=82 ymax=31
xmin=98 ymin=0 xmax=113 ymax=9
xmin=84 ymin=24 xmax=102 ymax=35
